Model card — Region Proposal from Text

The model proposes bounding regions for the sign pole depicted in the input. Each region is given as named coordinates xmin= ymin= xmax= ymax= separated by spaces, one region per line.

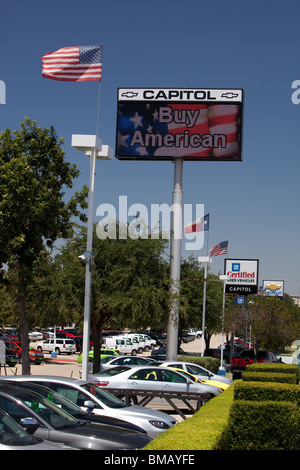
xmin=166 ymin=158 xmax=183 ymax=361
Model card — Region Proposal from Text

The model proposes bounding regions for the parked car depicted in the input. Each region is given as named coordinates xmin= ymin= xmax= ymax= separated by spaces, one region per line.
xmin=0 ymin=406 xmax=76 ymax=450
xmin=0 ymin=382 xmax=151 ymax=450
xmin=90 ymin=355 xmax=158 ymax=372
xmin=158 ymin=360 xmax=233 ymax=385
xmin=2 ymin=341 xmax=44 ymax=365
xmin=36 ymin=338 xmax=76 ymax=355
xmin=149 ymin=333 xmax=167 ymax=346
xmin=102 ymin=337 xmax=138 ymax=355
xmin=162 ymin=367 xmax=229 ymax=391
xmin=0 ymin=341 xmax=18 ymax=367
xmin=92 ymin=365 xmax=223 ymax=400
xmin=231 ymin=349 xmax=281 ymax=380
xmin=0 ymin=375 xmax=177 ymax=439
xmin=77 ymin=348 xmax=122 ymax=363
xmin=28 ymin=330 xmax=43 ymax=341
xmin=150 ymin=346 xmax=186 ymax=361
xmin=0 ymin=329 xmax=19 ymax=342
xmin=4 ymin=379 xmax=148 ymax=435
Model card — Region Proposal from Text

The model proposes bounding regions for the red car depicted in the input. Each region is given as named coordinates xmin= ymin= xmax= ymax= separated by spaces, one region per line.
xmin=3 ymin=341 xmax=44 ymax=365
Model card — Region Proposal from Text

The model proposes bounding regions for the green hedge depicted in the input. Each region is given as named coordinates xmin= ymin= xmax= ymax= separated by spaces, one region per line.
xmin=177 ymin=355 xmax=220 ymax=374
xmin=246 ymin=363 xmax=300 ymax=383
xmin=143 ymin=385 xmax=234 ymax=450
xmin=216 ymin=400 xmax=300 ymax=450
xmin=242 ymin=371 xmax=298 ymax=384
xmin=234 ymin=381 xmax=300 ymax=403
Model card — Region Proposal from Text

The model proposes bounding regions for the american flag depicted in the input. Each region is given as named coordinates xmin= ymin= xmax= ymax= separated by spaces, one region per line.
xmin=41 ymin=45 xmax=102 ymax=81
xmin=116 ymin=101 xmax=241 ymax=160
xmin=209 ymin=240 xmax=228 ymax=257
xmin=184 ymin=213 xmax=209 ymax=234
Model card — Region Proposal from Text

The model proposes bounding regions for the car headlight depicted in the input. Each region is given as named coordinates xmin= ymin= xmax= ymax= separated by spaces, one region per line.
xmin=149 ymin=420 xmax=169 ymax=429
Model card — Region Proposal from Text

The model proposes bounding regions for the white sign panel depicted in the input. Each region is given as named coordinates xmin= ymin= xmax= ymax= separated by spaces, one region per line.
xmin=224 ymin=259 xmax=259 ymax=294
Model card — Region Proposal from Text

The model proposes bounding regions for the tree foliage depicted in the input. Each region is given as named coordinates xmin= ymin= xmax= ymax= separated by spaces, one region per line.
xmin=0 ymin=118 xmax=88 ymax=373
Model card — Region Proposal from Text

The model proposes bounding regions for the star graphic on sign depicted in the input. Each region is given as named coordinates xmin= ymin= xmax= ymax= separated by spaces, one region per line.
xmin=130 ymin=112 xmax=143 ymax=129
xmin=117 ymin=131 xmax=129 ymax=148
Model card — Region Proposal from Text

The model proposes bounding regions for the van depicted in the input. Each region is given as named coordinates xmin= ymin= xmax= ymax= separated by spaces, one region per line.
xmin=102 ymin=337 xmax=137 ymax=355
xmin=36 ymin=338 xmax=76 ymax=355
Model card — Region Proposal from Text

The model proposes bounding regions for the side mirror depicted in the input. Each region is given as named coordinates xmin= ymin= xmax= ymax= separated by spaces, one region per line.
xmin=20 ymin=417 xmax=39 ymax=434
xmin=83 ymin=400 xmax=95 ymax=411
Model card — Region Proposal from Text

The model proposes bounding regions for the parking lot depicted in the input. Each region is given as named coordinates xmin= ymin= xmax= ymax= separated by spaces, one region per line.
xmin=1 ymin=336 xmax=224 ymax=422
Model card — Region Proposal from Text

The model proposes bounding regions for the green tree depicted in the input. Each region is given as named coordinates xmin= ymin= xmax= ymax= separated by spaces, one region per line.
xmin=40 ymin=223 xmax=171 ymax=373
xmin=0 ymin=118 xmax=88 ymax=373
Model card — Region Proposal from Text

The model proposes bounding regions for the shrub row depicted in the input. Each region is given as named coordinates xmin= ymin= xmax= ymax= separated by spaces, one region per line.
xmin=245 ymin=362 xmax=300 ymax=384
xmin=216 ymin=363 xmax=300 ymax=450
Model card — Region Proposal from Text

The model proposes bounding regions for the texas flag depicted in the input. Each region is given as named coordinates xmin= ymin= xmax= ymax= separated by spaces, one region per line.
xmin=184 ymin=213 xmax=209 ymax=234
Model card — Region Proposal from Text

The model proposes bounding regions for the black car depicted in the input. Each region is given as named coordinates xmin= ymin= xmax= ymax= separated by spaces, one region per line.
xmin=0 ymin=382 xmax=152 ymax=450
xmin=10 ymin=380 xmax=147 ymax=434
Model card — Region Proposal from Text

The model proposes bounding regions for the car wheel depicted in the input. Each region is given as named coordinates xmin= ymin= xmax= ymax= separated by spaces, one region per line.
xmin=131 ymin=349 xmax=137 ymax=356
xmin=144 ymin=346 xmax=149 ymax=352
xmin=37 ymin=346 xmax=43 ymax=352
xmin=202 ymin=394 xmax=214 ymax=406
xmin=55 ymin=347 xmax=60 ymax=354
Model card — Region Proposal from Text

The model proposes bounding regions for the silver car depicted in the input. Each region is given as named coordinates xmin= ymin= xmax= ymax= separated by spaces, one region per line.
xmin=158 ymin=361 xmax=233 ymax=385
xmin=96 ymin=354 xmax=158 ymax=372
xmin=0 ymin=382 xmax=151 ymax=450
xmin=0 ymin=407 xmax=76 ymax=450
xmin=0 ymin=375 xmax=177 ymax=439
xmin=91 ymin=365 xmax=223 ymax=399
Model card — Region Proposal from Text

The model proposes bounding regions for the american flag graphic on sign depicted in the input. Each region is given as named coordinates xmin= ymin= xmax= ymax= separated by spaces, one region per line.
xmin=41 ymin=45 xmax=102 ymax=81
xmin=116 ymin=101 xmax=241 ymax=161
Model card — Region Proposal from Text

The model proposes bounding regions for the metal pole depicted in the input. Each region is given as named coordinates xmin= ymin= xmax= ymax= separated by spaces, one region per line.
xmin=166 ymin=158 xmax=183 ymax=361
xmin=219 ymin=276 xmax=226 ymax=373
xmin=81 ymin=148 xmax=97 ymax=381
xmin=201 ymin=262 xmax=208 ymax=356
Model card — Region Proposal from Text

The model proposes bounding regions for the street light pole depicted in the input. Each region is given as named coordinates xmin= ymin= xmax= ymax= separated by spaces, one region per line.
xmin=72 ymin=135 xmax=113 ymax=381
xmin=198 ymin=256 xmax=212 ymax=356
xmin=218 ymin=274 xmax=227 ymax=375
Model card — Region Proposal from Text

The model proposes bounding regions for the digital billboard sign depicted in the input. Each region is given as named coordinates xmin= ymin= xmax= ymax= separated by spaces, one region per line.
xmin=116 ymin=88 xmax=243 ymax=161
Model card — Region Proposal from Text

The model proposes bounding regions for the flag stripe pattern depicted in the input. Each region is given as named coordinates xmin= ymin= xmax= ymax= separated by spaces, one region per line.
xmin=41 ymin=45 xmax=102 ymax=81
xmin=184 ymin=213 xmax=209 ymax=233
xmin=209 ymin=240 xmax=228 ymax=257
xmin=116 ymin=101 xmax=241 ymax=160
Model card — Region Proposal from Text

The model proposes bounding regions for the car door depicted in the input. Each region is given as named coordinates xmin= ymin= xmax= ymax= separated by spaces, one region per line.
xmin=159 ymin=368 xmax=193 ymax=393
xmin=127 ymin=367 xmax=162 ymax=391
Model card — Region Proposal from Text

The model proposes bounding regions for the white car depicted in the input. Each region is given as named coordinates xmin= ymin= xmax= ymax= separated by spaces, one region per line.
xmin=158 ymin=360 xmax=233 ymax=385
xmin=0 ymin=375 xmax=177 ymax=439
xmin=36 ymin=338 xmax=76 ymax=355
xmin=92 ymin=365 xmax=223 ymax=399
xmin=28 ymin=330 xmax=43 ymax=341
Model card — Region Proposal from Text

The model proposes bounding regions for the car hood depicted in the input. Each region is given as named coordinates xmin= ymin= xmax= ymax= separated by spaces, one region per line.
xmin=103 ymin=404 xmax=177 ymax=425
xmin=56 ymin=421 xmax=151 ymax=449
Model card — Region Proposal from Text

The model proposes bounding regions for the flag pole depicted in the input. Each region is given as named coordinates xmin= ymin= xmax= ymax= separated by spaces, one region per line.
xmin=96 ymin=80 xmax=101 ymax=137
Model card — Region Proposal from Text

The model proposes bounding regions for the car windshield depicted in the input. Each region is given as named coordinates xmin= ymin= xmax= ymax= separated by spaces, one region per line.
xmin=21 ymin=384 xmax=88 ymax=418
xmin=0 ymin=388 xmax=79 ymax=430
xmin=97 ymin=366 xmax=130 ymax=376
xmin=0 ymin=408 xmax=37 ymax=446
xmin=81 ymin=383 xmax=128 ymax=408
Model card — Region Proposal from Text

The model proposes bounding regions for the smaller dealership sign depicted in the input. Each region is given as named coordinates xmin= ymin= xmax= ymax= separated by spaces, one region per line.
xmin=116 ymin=88 xmax=243 ymax=161
xmin=224 ymin=259 xmax=259 ymax=295
xmin=262 ymin=280 xmax=284 ymax=297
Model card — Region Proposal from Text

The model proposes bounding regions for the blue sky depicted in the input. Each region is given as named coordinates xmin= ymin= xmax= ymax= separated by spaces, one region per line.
xmin=1 ymin=0 xmax=299 ymax=295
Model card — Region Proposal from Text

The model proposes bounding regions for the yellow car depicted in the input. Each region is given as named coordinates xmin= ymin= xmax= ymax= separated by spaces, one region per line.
xmin=164 ymin=367 xmax=229 ymax=391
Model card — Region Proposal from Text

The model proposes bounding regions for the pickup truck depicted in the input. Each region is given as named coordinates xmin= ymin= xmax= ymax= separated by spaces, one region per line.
xmin=230 ymin=349 xmax=281 ymax=380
